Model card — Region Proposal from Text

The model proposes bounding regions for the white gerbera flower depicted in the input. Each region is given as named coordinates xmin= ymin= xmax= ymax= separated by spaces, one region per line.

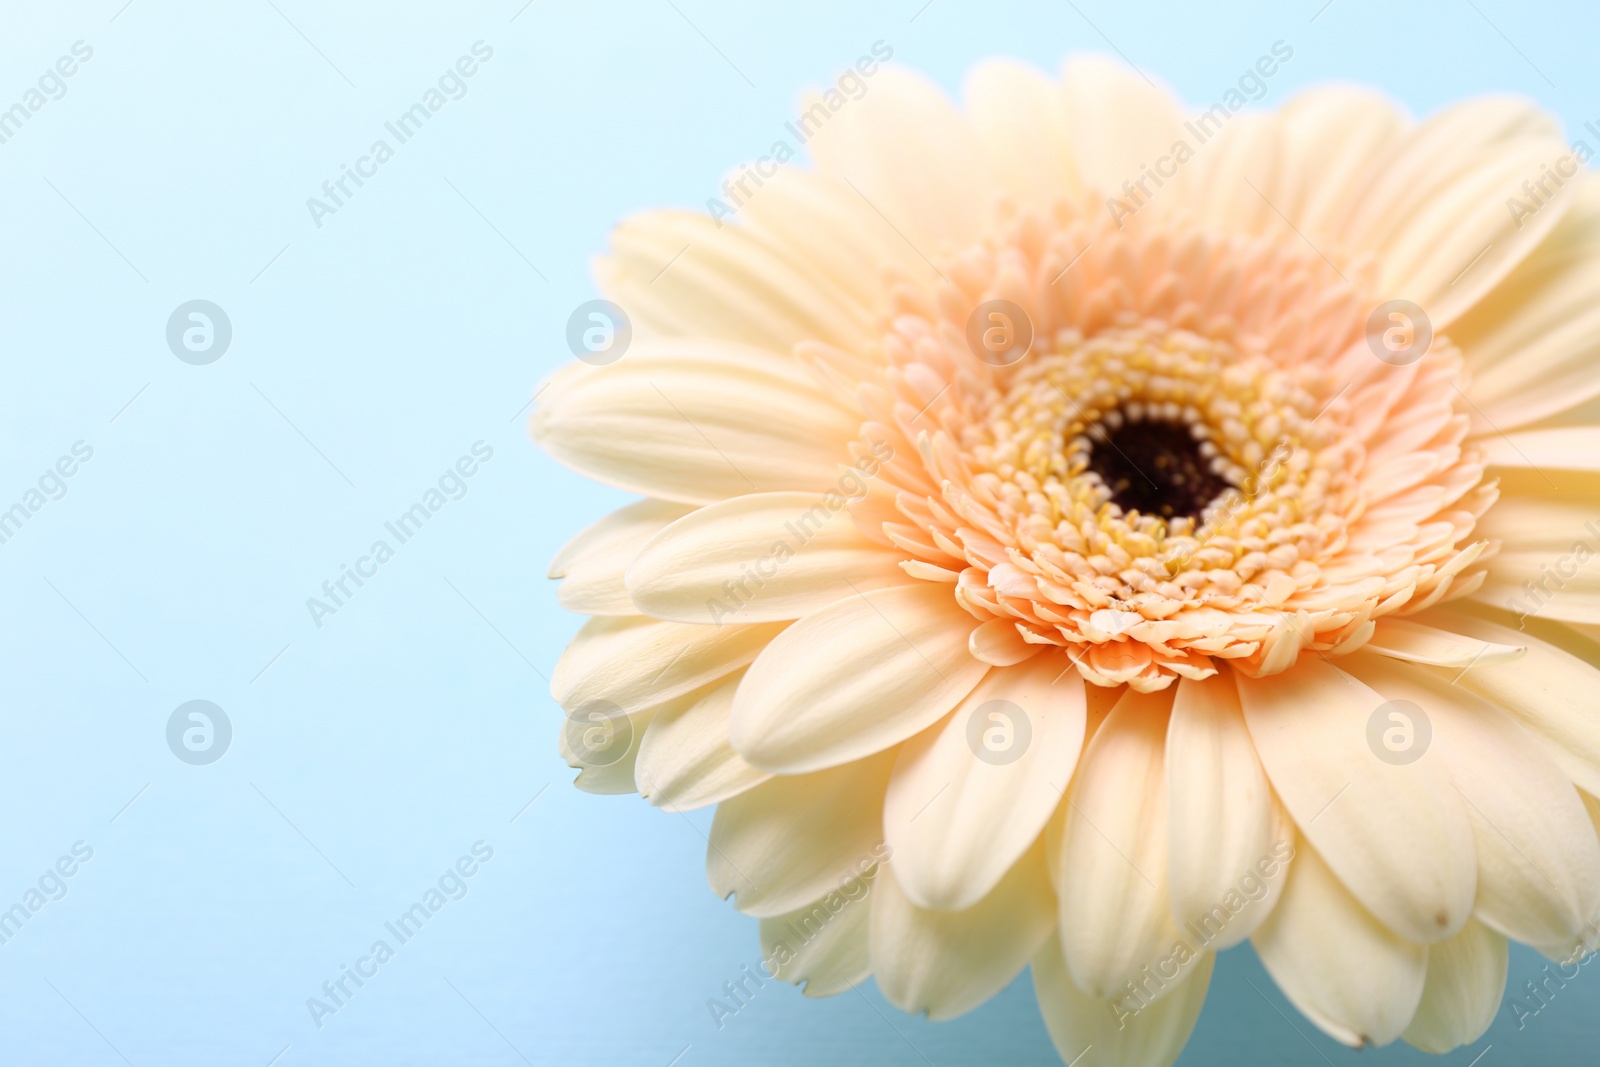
xmin=535 ymin=54 xmax=1600 ymax=1066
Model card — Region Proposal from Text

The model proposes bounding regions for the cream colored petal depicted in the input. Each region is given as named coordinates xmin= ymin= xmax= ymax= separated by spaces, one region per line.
xmin=1564 ymin=787 xmax=1600 ymax=961
xmin=1033 ymin=934 xmax=1213 ymax=1067
xmin=1165 ymin=671 xmax=1292 ymax=949
xmin=1083 ymin=680 xmax=1124 ymax=728
xmin=1339 ymin=96 xmax=1567 ymax=327
xmin=1372 ymin=134 xmax=1573 ymax=327
xmin=759 ymin=872 xmax=876 ymax=998
xmin=1236 ymin=656 xmax=1476 ymax=944
xmin=1402 ymin=919 xmax=1508 ymax=1054
xmin=738 ymin=166 xmax=933 ymax=300
xmin=1364 ymin=617 xmax=1525 ymax=668
xmin=1482 ymin=427 xmax=1600 ymax=471
xmin=558 ymin=695 xmax=660 ymax=795
xmin=1480 ymin=560 xmax=1569 ymax=639
xmin=533 ymin=341 xmax=860 ymax=505
xmin=707 ymin=748 xmax=895 ymax=917
xmin=969 ymin=617 xmax=1042 ymax=666
xmin=550 ymin=614 xmax=785 ymax=713
xmin=871 ymin=840 xmax=1055 ymax=1021
xmin=1058 ymin=56 xmax=1186 ymax=199
xmin=1055 ymin=688 xmax=1203 ymax=1000
xmin=1426 ymin=610 xmax=1600 ymax=797
xmin=626 ymin=491 xmax=911 ymax=624
xmin=596 ymin=209 xmax=876 ymax=350
xmin=963 ymin=60 xmax=1080 ymax=209
xmin=804 ymin=66 xmax=987 ymax=252
xmin=1278 ymin=86 xmax=1409 ymax=241
xmin=1345 ymin=649 xmax=1600 ymax=947
xmin=1454 ymin=175 xmax=1600 ymax=428
xmin=1471 ymin=471 xmax=1600 ymax=625
xmin=883 ymin=656 xmax=1085 ymax=911
xmin=549 ymin=499 xmax=695 ymax=615
xmin=1182 ymin=111 xmax=1284 ymax=237
xmin=634 ymin=670 xmax=771 ymax=812
xmin=730 ymin=584 xmax=990 ymax=774
xmin=1253 ymin=836 xmax=1427 ymax=1048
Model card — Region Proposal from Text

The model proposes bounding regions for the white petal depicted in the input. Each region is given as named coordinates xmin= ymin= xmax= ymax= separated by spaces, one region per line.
xmin=1402 ymin=919 xmax=1507 ymax=1054
xmin=1471 ymin=474 xmax=1600 ymax=625
xmin=634 ymin=670 xmax=771 ymax=812
xmin=626 ymin=491 xmax=910 ymax=624
xmin=597 ymin=209 xmax=877 ymax=350
xmin=1058 ymin=57 xmax=1186 ymax=199
xmin=1559 ymin=787 xmax=1600 ymax=962
xmin=557 ymin=696 xmax=658 ymax=795
xmin=1454 ymin=175 xmax=1600 ymax=428
xmin=1165 ymin=671 xmax=1292 ymax=949
xmin=805 ymin=67 xmax=988 ymax=252
xmin=1183 ymin=112 xmax=1291 ymax=238
xmin=1344 ymin=650 xmax=1600 ymax=948
xmin=1252 ymin=836 xmax=1427 ymax=1048
xmin=736 ymin=168 xmax=914 ymax=313
xmin=884 ymin=656 xmax=1085 ymax=911
xmin=1424 ymin=610 xmax=1600 ymax=797
xmin=1055 ymin=688 xmax=1202 ymax=1000
xmin=871 ymin=841 xmax=1055 ymax=1021
xmin=707 ymin=748 xmax=895 ymax=917
xmin=1236 ymin=657 xmax=1476 ymax=944
xmin=1363 ymin=617 xmax=1525 ymax=669
xmin=963 ymin=60 xmax=1080 ymax=209
xmin=1033 ymin=934 xmax=1213 ymax=1067
xmin=1373 ymin=134 xmax=1573 ymax=327
xmin=730 ymin=584 xmax=990 ymax=774
xmin=549 ymin=499 xmax=694 ymax=615
xmin=533 ymin=340 xmax=860 ymax=505
xmin=550 ymin=614 xmax=784 ymax=713
xmin=1338 ymin=96 xmax=1569 ymax=327
xmin=969 ymin=617 xmax=1042 ymax=666
xmin=758 ymin=873 xmax=876 ymax=998
xmin=1276 ymin=87 xmax=1409 ymax=242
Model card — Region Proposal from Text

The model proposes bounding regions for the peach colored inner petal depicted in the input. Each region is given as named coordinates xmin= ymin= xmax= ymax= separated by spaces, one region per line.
xmin=828 ymin=200 xmax=1493 ymax=691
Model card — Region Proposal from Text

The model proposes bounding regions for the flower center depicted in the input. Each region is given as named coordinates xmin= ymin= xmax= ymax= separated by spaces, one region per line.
xmin=968 ymin=322 xmax=1338 ymax=548
xmin=1084 ymin=415 xmax=1232 ymax=523
xmin=853 ymin=208 xmax=1490 ymax=686
xmin=931 ymin=318 xmax=1362 ymax=633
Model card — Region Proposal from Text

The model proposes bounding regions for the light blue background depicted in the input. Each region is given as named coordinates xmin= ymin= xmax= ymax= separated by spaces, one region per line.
xmin=1 ymin=0 xmax=1597 ymax=1063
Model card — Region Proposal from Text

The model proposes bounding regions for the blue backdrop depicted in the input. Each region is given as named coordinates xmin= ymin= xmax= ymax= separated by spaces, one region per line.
xmin=1 ymin=0 xmax=1596 ymax=1063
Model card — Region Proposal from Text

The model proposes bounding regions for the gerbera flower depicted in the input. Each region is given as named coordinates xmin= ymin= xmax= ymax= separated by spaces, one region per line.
xmin=535 ymin=54 xmax=1600 ymax=1065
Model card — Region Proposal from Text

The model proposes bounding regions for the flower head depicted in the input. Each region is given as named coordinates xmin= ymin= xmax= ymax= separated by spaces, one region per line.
xmin=537 ymin=55 xmax=1600 ymax=1064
